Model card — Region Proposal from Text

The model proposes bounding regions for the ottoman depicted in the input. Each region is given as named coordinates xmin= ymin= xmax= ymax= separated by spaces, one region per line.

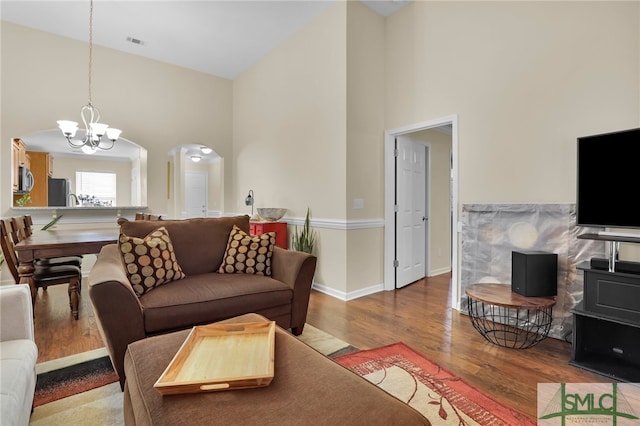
xmin=123 ymin=313 xmax=430 ymax=425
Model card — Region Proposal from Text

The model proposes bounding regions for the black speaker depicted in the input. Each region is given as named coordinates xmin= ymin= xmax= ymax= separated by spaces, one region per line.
xmin=511 ymin=251 xmax=557 ymax=297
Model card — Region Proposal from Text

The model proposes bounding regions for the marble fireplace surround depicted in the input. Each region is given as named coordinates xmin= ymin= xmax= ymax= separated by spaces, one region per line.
xmin=460 ymin=203 xmax=604 ymax=341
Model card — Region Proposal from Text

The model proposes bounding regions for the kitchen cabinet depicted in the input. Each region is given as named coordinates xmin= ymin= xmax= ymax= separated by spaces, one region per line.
xmin=27 ymin=151 xmax=51 ymax=207
xmin=12 ymin=138 xmax=28 ymax=191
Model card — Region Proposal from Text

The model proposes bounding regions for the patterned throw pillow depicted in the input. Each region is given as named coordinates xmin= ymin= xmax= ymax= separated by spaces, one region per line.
xmin=218 ymin=225 xmax=275 ymax=276
xmin=119 ymin=226 xmax=186 ymax=297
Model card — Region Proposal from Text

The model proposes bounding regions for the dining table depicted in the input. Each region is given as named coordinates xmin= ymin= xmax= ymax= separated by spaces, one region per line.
xmin=14 ymin=228 xmax=118 ymax=306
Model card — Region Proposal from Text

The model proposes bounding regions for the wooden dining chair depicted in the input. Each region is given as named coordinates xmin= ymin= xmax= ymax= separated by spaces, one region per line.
xmin=12 ymin=216 xmax=83 ymax=268
xmin=118 ymin=213 xmax=163 ymax=225
xmin=11 ymin=216 xmax=83 ymax=292
xmin=0 ymin=218 xmax=83 ymax=319
xmin=134 ymin=213 xmax=162 ymax=221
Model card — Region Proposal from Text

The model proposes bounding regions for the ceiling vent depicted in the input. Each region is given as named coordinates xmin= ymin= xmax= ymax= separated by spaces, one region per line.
xmin=126 ymin=37 xmax=145 ymax=46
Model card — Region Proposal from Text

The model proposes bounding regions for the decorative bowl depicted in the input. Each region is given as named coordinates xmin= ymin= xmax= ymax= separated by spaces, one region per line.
xmin=257 ymin=208 xmax=287 ymax=222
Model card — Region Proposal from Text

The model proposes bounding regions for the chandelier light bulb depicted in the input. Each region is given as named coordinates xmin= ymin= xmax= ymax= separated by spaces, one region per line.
xmin=57 ymin=120 xmax=79 ymax=137
xmin=81 ymin=144 xmax=97 ymax=154
xmin=105 ymin=128 xmax=122 ymax=142
xmin=90 ymin=122 xmax=108 ymax=138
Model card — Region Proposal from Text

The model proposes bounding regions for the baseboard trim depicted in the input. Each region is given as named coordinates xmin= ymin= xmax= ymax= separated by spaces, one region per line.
xmin=429 ymin=266 xmax=451 ymax=277
xmin=312 ymin=282 xmax=384 ymax=301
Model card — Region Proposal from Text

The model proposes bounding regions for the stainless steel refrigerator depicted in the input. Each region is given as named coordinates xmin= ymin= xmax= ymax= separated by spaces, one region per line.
xmin=48 ymin=178 xmax=70 ymax=207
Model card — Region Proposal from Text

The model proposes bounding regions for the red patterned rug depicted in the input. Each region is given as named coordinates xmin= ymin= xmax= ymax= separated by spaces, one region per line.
xmin=334 ymin=343 xmax=535 ymax=425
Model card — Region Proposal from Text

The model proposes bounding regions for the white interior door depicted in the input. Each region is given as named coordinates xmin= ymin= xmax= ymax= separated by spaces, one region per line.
xmin=185 ymin=171 xmax=208 ymax=218
xmin=396 ymin=137 xmax=427 ymax=288
xmin=130 ymin=165 xmax=139 ymax=207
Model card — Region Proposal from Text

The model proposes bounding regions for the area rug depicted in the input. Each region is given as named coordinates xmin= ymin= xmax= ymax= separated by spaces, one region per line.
xmin=34 ymin=355 xmax=119 ymax=407
xmin=31 ymin=323 xmax=353 ymax=418
xmin=334 ymin=343 xmax=535 ymax=426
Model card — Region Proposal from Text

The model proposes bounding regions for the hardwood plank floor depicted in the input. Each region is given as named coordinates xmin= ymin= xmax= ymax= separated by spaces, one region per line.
xmin=33 ymin=273 xmax=608 ymax=419
xmin=305 ymin=274 xmax=608 ymax=419
xmin=33 ymin=284 xmax=104 ymax=362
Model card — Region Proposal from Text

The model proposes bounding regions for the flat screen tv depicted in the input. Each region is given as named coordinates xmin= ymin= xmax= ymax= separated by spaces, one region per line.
xmin=576 ymin=127 xmax=640 ymax=229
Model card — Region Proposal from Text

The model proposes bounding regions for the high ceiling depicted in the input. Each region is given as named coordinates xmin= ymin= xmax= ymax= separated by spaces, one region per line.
xmin=1 ymin=0 xmax=410 ymax=80
xmin=2 ymin=0 xmax=410 ymax=159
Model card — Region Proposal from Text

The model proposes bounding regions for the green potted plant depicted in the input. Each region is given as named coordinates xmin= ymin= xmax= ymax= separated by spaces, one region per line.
xmin=15 ymin=193 xmax=31 ymax=207
xmin=292 ymin=208 xmax=316 ymax=254
xmin=42 ymin=215 xmax=64 ymax=231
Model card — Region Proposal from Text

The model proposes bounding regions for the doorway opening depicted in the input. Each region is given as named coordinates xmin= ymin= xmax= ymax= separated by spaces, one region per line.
xmin=383 ymin=115 xmax=460 ymax=309
xmin=167 ymin=144 xmax=223 ymax=219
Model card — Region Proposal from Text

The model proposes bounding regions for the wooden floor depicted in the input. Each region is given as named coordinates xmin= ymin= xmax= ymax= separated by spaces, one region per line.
xmin=33 ymin=282 xmax=104 ymax=361
xmin=33 ymin=273 xmax=606 ymax=419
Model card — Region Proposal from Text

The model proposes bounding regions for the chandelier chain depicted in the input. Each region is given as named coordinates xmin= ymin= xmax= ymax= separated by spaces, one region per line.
xmin=88 ymin=0 xmax=93 ymax=106
xmin=57 ymin=0 xmax=121 ymax=152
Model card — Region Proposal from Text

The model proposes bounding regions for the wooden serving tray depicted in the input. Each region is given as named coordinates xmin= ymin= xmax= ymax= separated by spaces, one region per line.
xmin=154 ymin=321 xmax=275 ymax=395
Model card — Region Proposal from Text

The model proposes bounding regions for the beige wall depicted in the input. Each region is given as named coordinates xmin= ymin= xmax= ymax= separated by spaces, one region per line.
xmin=233 ymin=2 xmax=387 ymax=295
xmin=2 ymin=2 xmax=639 ymax=297
xmin=384 ymin=1 xmax=639 ymax=274
xmin=1 ymin=21 xmax=233 ymax=218
xmin=386 ymin=2 xmax=639 ymax=206
xmin=233 ymin=2 xmax=348 ymax=290
xmin=233 ymin=3 xmax=347 ymax=218
xmin=345 ymin=2 xmax=386 ymax=293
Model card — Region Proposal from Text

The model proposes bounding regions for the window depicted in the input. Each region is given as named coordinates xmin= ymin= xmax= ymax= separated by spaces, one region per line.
xmin=76 ymin=171 xmax=116 ymax=206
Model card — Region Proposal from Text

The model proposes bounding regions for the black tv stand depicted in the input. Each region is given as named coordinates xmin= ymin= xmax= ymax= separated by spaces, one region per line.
xmin=572 ymin=234 xmax=640 ymax=381
xmin=578 ymin=233 xmax=640 ymax=273
xmin=571 ymin=301 xmax=640 ymax=382
xmin=590 ymin=257 xmax=640 ymax=274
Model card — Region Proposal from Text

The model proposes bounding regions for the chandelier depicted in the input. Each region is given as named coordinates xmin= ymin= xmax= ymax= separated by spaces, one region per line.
xmin=57 ymin=0 xmax=121 ymax=154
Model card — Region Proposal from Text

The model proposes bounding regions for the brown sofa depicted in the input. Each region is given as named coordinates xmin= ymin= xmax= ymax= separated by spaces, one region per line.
xmin=88 ymin=215 xmax=317 ymax=388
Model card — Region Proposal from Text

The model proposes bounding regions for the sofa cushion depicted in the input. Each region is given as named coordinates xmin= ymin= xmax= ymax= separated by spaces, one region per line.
xmin=0 ymin=339 xmax=38 ymax=426
xmin=120 ymin=216 xmax=250 ymax=276
xmin=119 ymin=227 xmax=186 ymax=297
xmin=139 ymin=273 xmax=292 ymax=333
xmin=219 ymin=225 xmax=275 ymax=276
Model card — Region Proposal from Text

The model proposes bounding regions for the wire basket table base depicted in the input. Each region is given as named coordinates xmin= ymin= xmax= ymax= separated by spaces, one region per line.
xmin=465 ymin=283 xmax=556 ymax=349
xmin=467 ymin=297 xmax=553 ymax=349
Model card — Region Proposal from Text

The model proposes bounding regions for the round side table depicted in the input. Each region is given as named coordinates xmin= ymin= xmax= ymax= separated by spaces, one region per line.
xmin=465 ymin=283 xmax=556 ymax=349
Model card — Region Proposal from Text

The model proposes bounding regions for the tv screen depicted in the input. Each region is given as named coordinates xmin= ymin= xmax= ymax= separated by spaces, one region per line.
xmin=576 ymin=127 xmax=640 ymax=229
